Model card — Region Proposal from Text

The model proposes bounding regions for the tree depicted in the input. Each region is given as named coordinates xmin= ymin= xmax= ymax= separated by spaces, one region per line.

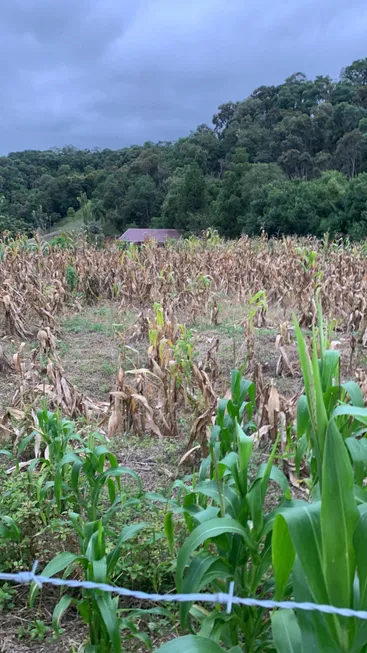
xmin=162 ymin=163 xmax=209 ymax=232
xmin=341 ymin=58 xmax=367 ymax=86
xmin=119 ymin=175 xmax=160 ymax=229
xmin=77 ymin=192 xmax=93 ymax=225
xmin=336 ymin=130 xmax=367 ymax=178
xmin=332 ymin=103 xmax=366 ymax=141
xmin=212 ymin=102 xmax=238 ymax=133
xmin=248 ymin=171 xmax=347 ymax=237
xmin=344 ymin=173 xmax=367 ymax=238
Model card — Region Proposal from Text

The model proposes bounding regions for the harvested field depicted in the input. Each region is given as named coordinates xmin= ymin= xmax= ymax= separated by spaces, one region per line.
xmin=1 ymin=234 xmax=367 ymax=652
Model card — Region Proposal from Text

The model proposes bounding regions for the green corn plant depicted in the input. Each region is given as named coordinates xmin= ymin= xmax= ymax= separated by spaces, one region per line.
xmin=296 ymin=247 xmax=317 ymax=272
xmin=294 ymin=295 xmax=367 ymax=490
xmin=55 ymin=441 xmax=143 ymax=521
xmin=247 ymin=290 xmax=267 ymax=334
xmin=271 ymin=363 xmax=367 ymax=652
xmin=18 ymin=408 xmax=82 ymax=514
xmin=172 ymin=325 xmax=195 ymax=388
xmin=269 ymin=296 xmax=367 ymax=652
xmin=18 ymin=408 xmax=80 ymax=468
xmin=65 ymin=263 xmax=79 ymax=291
xmin=30 ymin=514 xmax=149 ymax=652
xmin=153 ymin=302 xmax=165 ymax=327
xmin=157 ymin=371 xmax=292 ymax=653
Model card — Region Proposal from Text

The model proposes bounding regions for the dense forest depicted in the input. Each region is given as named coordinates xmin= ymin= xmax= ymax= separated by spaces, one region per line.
xmin=2 ymin=57 xmax=367 ymax=239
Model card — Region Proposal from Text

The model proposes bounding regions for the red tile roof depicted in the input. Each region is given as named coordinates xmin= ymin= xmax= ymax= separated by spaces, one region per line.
xmin=119 ymin=228 xmax=181 ymax=243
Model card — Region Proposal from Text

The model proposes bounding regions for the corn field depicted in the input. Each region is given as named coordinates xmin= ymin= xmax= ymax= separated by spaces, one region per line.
xmin=2 ymin=235 xmax=367 ymax=331
xmin=2 ymin=233 xmax=367 ymax=652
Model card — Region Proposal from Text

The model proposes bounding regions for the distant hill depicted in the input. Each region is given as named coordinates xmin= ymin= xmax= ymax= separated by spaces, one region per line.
xmin=1 ymin=56 xmax=367 ymax=239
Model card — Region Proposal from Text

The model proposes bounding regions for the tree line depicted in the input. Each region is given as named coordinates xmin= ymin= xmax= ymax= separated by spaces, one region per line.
xmin=2 ymin=57 xmax=367 ymax=239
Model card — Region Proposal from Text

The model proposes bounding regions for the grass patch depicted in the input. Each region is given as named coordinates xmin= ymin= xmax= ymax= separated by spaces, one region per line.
xmin=190 ymin=320 xmax=244 ymax=337
xmin=61 ymin=315 xmax=113 ymax=335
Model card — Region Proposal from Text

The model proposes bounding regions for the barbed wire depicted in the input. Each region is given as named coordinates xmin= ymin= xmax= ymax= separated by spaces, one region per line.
xmin=1 ymin=563 xmax=367 ymax=619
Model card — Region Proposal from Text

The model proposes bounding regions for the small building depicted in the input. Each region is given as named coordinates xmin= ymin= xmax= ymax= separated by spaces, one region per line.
xmin=119 ymin=228 xmax=181 ymax=245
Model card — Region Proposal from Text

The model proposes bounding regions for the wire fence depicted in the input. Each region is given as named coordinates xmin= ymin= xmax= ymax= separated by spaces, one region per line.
xmin=1 ymin=562 xmax=367 ymax=620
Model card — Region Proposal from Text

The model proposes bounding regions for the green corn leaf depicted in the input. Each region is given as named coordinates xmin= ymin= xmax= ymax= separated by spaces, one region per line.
xmin=247 ymin=434 xmax=280 ymax=538
xmin=231 ymin=370 xmax=241 ymax=405
xmin=18 ymin=432 xmax=36 ymax=456
xmin=52 ymin=595 xmax=73 ymax=633
xmin=195 ymin=480 xmax=241 ymax=518
xmin=240 ymin=378 xmax=255 ymax=408
xmin=54 ymin=465 xmax=62 ymax=513
xmin=276 ymin=501 xmax=328 ymax=605
xmin=180 ymin=551 xmax=232 ymax=629
xmin=272 ymin=609 xmax=302 ymax=653
xmin=321 ymin=419 xmax=358 ymax=649
xmin=293 ymin=318 xmax=313 ymax=418
xmin=164 ymin=512 xmax=175 ymax=556
xmin=342 ymin=381 xmax=365 ymax=408
xmin=320 ymin=350 xmax=340 ymax=393
xmin=316 ymin=293 xmax=325 ymax=359
xmin=272 ymin=515 xmax=295 ymax=600
xmin=295 ymin=434 xmax=308 ymax=477
xmin=192 ymin=507 xmax=220 ymax=525
xmin=95 ymin=593 xmax=121 ymax=653
xmin=107 ymin=452 xmax=119 ymax=470
xmin=86 ymin=521 xmax=106 ymax=561
xmin=77 ymin=598 xmax=91 ymax=624
xmin=198 ymin=610 xmax=231 ymax=640
xmin=323 ymin=385 xmax=341 ymax=415
xmin=294 ymin=317 xmax=325 ymax=480
xmin=95 ymin=466 xmax=142 ymax=495
xmin=176 ymin=518 xmax=251 ymax=591
xmin=256 ymin=463 xmax=291 ymax=499
xmin=38 ymin=551 xmax=80 ymax=578
xmin=94 ymin=444 xmax=113 ymax=457
xmin=155 ymin=635 xmax=225 ymax=653
xmin=145 ymin=491 xmax=173 ymax=504
xmin=351 ymin=509 xmax=367 ymax=651
xmin=117 ymin=522 xmax=150 ymax=543
xmin=345 ymin=438 xmax=367 ymax=486
xmin=122 ymin=607 xmax=172 ymax=619
xmin=216 ymin=401 xmax=227 ymax=427
xmin=236 ymin=421 xmax=253 ymax=495
xmin=59 ymin=451 xmax=81 ymax=466
xmin=107 ymin=522 xmax=148 ymax=575
xmin=93 ymin=557 xmax=107 ymax=583
xmin=292 ymin=557 xmax=339 ymax=652
xmin=354 ymin=507 xmax=367 ymax=609
xmin=331 ymin=405 xmax=367 ymax=426
xmin=68 ymin=511 xmax=84 ymax=537
xmin=296 ymin=395 xmax=309 ymax=439
xmin=132 ymin=631 xmax=152 ymax=650
xmin=107 ymin=477 xmax=116 ymax=504
xmin=71 ymin=459 xmax=83 ymax=495
xmin=218 ymin=451 xmax=240 ymax=491
xmin=199 ymin=456 xmax=211 ymax=482
xmin=311 ymin=328 xmax=328 ymax=462
xmin=30 ymin=552 xmax=81 ymax=606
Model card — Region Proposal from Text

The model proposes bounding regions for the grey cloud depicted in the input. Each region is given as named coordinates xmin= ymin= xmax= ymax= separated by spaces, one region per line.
xmin=0 ymin=0 xmax=366 ymax=153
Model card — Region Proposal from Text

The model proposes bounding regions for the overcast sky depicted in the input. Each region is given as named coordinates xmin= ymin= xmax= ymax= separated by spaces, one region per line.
xmin=1 ymin=0 xmax=366 ymax=154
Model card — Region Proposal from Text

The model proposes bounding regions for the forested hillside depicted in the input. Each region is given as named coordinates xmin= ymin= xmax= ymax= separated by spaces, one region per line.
xmin=2 ymin=57 xmax=367 ymax=239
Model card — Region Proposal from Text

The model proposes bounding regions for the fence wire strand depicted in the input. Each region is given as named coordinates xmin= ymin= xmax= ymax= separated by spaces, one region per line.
xmin=1 ymin=564 xmax=367 ymax=620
